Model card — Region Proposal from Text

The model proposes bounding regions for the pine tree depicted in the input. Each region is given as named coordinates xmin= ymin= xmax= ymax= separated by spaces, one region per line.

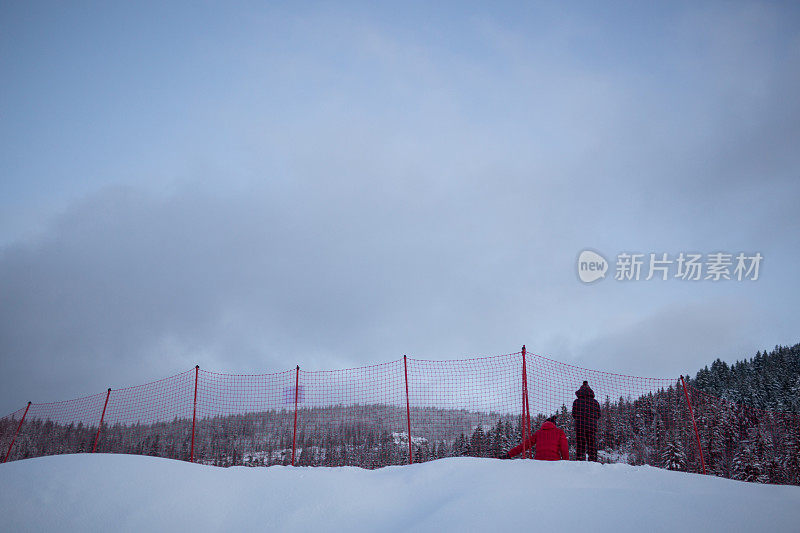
xmin=783 ymin=428 xmax=800 ymax=485
xmin=489 ymin=420 xmax=504 ymax=458
xmin=453 ymin=433 xmax=469 ymax=457
xmin=470 ymin=426 xmax=486 ymax=457
xmin=662 ymin=439 xmax=686 ymax=471
xmin=732 ymin=438 xmax=768 ymax=484
xmin=501 ymin=420 xmax=516 ymax=451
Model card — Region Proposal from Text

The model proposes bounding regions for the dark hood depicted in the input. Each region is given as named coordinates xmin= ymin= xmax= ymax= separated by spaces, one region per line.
xmin=576 ymin=382 xmax=595 ymax=399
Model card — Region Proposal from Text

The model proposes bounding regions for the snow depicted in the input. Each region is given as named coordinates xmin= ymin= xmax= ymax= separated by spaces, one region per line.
xmin=392 ymin=431 xmax=428 ymax=447
xmin=1 ymin=454 xmax=799 ymax=532
xmin=597 ymin=448 xmax=631 ymax=464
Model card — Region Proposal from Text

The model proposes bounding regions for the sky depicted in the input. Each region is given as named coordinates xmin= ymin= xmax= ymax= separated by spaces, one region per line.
xmin=1 ymin=1 xmax=799 ymax=414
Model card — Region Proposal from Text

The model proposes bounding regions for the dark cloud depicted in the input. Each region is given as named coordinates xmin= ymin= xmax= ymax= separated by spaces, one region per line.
xmin=572 ymin=299 xmax=762 ymax=379
xmin=0 ymin=180 xmax=558 ymax=410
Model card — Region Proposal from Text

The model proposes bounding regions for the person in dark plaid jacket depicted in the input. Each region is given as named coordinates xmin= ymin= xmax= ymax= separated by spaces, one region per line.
xmin=572 ymin=381 xmax=601 ymax=461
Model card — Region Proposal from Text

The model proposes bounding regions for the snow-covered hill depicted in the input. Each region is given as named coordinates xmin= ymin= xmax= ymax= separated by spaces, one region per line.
xmin=1 ymin=454 xmax=799 ymax=532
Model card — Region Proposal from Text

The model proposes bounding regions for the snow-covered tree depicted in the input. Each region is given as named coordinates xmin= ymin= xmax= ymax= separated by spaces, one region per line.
xmin=663 ymin=439 xmax=687 ymax=471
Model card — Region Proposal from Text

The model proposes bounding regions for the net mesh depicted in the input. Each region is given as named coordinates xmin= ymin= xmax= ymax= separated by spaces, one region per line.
xmin=1 ymin=349 xmax=798 ymax=485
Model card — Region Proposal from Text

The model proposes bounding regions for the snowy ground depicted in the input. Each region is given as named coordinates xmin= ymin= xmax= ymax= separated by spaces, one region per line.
xmin=1 ymin=455 xmax=799 ymax=532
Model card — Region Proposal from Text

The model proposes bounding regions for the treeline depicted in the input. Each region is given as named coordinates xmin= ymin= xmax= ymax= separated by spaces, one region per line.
xmin=685 ymin=344 xmax=800 ymax=484
xmin=1 ymin=344 xmax=798 ymax=485
xmin=691 ymin=344 xmax=800 ymax=413
xmin=0 ymin=405 xmax=511 ymax=469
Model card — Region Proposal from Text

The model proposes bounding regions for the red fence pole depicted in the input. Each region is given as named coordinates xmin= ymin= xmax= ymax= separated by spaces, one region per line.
xmin=92 ymin=388 xmax=111 ymax=453
xmin=681 ymin=375 xmax=706 ymax=475
xmin=521 ymin=345 xmax=532 ymax=458
xmin=190 ymin=365 xmax=199 ymax=463
xmin=292 ymin=365 xmax=299 ymax=466
xmin=404 ymin=355 xmax=413 ymax=464
xmin=3 ymin=401 xmax=31 ymax=464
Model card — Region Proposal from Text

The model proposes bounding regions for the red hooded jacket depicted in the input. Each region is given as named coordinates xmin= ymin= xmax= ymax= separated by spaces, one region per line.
xmin=507 ymin=421 xmax=569 ymax=460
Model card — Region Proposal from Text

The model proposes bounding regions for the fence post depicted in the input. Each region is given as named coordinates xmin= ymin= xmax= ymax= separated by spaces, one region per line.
xmin=681 ymin=375 xmax=706 ymax=475
xmin=190 ymin=365 xmax=199 ymax=463
xmin=404 ymin=355 xmax=413 ymax=464
xmin=521 ymin=345 xmax=532 ymax=458
xmin=3 ymin=401 xmax=31 ymax=464
xmin=292 ymin=365 xmax=299 ymax=466
xmin=92 ymin=388 xmax=111 ymax=453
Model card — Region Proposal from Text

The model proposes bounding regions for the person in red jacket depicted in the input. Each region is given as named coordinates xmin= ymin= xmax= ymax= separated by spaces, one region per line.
xmin=499 ymin=417 xmax=569 ymax=460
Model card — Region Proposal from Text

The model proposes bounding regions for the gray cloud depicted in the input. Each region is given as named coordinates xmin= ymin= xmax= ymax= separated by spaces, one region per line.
xmin=1 ymin=2 xmax=799 ymax=413
xmin=571 ymin=298 xmax=763 ymax=379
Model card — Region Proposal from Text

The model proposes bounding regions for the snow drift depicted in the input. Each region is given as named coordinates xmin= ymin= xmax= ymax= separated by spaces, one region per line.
xmin=1 ymin=454 xmax=799 ymax=532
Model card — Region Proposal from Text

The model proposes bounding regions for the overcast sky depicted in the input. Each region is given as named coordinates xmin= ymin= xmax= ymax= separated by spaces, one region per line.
xmin=1 ymin=1 xmax=799 ymax=414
